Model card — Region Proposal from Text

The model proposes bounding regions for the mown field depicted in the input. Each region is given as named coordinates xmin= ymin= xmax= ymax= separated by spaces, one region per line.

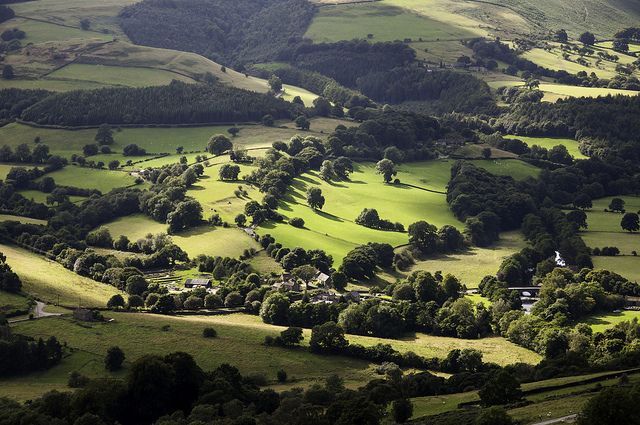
xmin=585 ymin=310 xmax=640 ymax=333
xmin=18 ymin=190 xmax=86 ymax=205
xmin=489 ymin=80 xmax=640 ymax=103
xmin=0 ymin=214 xmax=47 ymax=225
xmin=0 ymin=243 xmax=123 ymax=307
xmin=0 ymin=18 xmax=113 ymax=45
xmin=504 ymin=135 xmax=587 ymax=159
xmin=47 ymin=63 xmax=195 ymax=87
xmin=0 ymin=290 xmax=31 ymax=317
xmin=3 ymin=311 xmax=539 ymax=401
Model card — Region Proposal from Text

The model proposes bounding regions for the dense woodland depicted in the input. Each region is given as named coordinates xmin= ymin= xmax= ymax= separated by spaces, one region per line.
xmin=119 ymin=0 xmax=315 ymax=67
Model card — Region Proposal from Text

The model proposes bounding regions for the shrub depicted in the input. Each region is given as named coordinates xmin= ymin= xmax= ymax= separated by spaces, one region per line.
xmin=289 ymin=217 xmax=305 ymax=228
xmin=277 ymin=369 xmax=287 ymax=382
xmin=202 ymin=327 xmax=217 ymax=338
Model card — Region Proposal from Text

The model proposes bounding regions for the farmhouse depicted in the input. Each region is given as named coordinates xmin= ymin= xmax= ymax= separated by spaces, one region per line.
xmin=184 ymin=278 xmax=212 ymax=289
xmin=271 ymin=273 xmax=301 ymax=292
xmin=313 ymin=271 xmax=331 ymax=287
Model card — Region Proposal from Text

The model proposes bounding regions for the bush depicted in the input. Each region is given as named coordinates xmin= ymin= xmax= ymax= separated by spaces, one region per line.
xmin=277 ymin=369 xmax=287 ymax=382
xmin=104 ymin=346 xmax=125 ymax=371
xmin=202 ymin=327 xmax=218 ymax=338
xmin=289 ymin=217 xmax=305 ymax=228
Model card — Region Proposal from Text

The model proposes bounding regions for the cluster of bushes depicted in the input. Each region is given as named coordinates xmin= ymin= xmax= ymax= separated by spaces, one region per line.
xmin=340 ymin=242 xmax=394 ymax=280
xmin=355 ymin=208 xmax=404 ymax=232
xmin=120 ymin=0 xmax=315 ymax=67
xmin=261 ymin=234 xmax=333 ymax=273
xmin=0 ymin=180 xmax=51 ymax=218
xmin=0 ymin=326 xmax=62 ymax=378
xmin=20 ymin=81 xmax=295 ymax=126
xmin=591 ymin=246 xmax=621 ymax=256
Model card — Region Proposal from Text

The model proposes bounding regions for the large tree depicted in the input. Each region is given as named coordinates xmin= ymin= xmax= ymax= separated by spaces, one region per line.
xmin=408 ymin=221 xmax=439 ymax=254
xmin=621 ymin=212 xmax=640 ymax=232
xmin=306 ymin=187 xmax=325 ymax=210
xmin=375 ymin=158 xmax=397 ymax=183
xmin=95 ymin=124 xmax=114 ymax=145
xmin=207 ymin=134 xmax=233 ymax=155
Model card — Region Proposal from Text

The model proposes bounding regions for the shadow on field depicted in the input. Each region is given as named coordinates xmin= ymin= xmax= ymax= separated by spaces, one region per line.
xmin=315 ymin=210 xmax=344 ymax=222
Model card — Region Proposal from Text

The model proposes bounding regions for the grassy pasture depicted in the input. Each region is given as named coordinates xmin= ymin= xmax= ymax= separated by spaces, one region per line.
xmin=591 ymin=256 xmax=640 ymax=283
xmin=489 ymin=80 xmax=639 ymax=103
xmin=504 ymin=135 xmax=587 ymax=159
xmin=584 ymin=196 xmax=640 ymax=234
xmin=0 ymin=164 xmax=35 ymax=179
xmin=0 ymin=18 xmax=113 ymax=45
xmin=0 ymin=290 xmax=31 ymax=316
xmin=36 ymin=166 xmax=141 ymax=193
xmin=259 ymin=162 xmax=460 ymax=263
xmin=101 ymin=214 xmax=259 ymax=259
xmin=469 ymin=159 xmax=540 ymax=180
xmin=401 ymin=231 xmax=528 ymax=289
xmin=305 ymin=1 xmax=474 ymax=43
xmin=0 ymin=243 xmax=123 ymax=307
xmin=18 ymin=190 xmax=86 ymax=205
xmin=0 ymin=120 xmax=342 ymax=160
xmin=585 ymin=310 xmax=640 ymax=333
xmin=47 ymin=63 xmax=195 ymax=87
xmin=0 ymin=214 xmax=47 ymax=225
xmin=5 ymin=311 xmax=539 ymax=401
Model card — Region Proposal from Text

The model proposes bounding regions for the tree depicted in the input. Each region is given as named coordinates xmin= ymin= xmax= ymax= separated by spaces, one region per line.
xmin=123 ymin=144 xmax=146 ymax=156
xmin=107 ymin=294 xmax=125 ymax=309
xmin=294 ymin=115 xmax=310 ymax=130
xmin=320 ymin=160 xmax=335 ymax=181
xmin=126 ymin=275 xmax=148 ymax=296
xmin=555 ymin=29 xmax=568 ymax=43
xmin=613 ymin=38 xmax=629 ymax=52
xmin=289 ymin=217 xmax=305 ymax=228
xmin=332 ymin=271 xmax=347 ymax=291
xmin=235 ymin=213 xmax=246 ymax=227
xmin=408 ymin=221 xmax=439 ymax=254
xmin=108 ymin=160 xmax=120 ymax=170
xmin=262 ymin=114 xmax=274 ymax=127
xmin=579 ymin=31 xmax=596 ymax=45
xmin=567 ymin=210 xmax=588 ymax=230
xmin=167 ymin=200 xmax=203 ymax=232
xmin=80 ymin=18 xmax=91 ymax=30
xmin=83 ymin=144 xmax=99 ymax=157
xmin=260 ymin=292 xmax=290 ymax=325
xmin=391 ymin=398 xmax=413 ymax=423
xmin=578 ymin=386 xmax=638 ymax=425
xmin=279 ymin=327 xmax=304 ymax=346
xmin=309 ymin=321 xmax=348 ymax=353
xmin=609 ymin=198 xmax=625 ymax=212
xmin=375 ymin=158 xmax=396 ymax=183
xmin=219 ymin=164 xmax=240 ymax=180
xmin=478 ymin=370 xmax=522 ymax=406
xmin=475 ymin=407 xmax=514 ymax=425
xmin=481 ymin=147 xmax=492 ymax=159
xmin=2 ymin=65 xmax=13 ymax=80
xmin=313 ymin=97 xmax=332 ymax=116
xmin=105 ymin=346 xmax=125 ymax=371
xmin=151 ymin=294 xmax=176 ymax=314
xmin=227 ymin=127 xmax=240 ymax=137
xmin=95 ymin=124 xmax=114 ymax=145
xmin=621 ymin=213 xmax=640 ymax=232
xmin=573 ymin=193 xmax=592 ymax=210
xmin=268 ymin=75 xmax=282 ymax=92
xmin=306 ymin=187 xmax=325 ymax=210
xmin=207 ymin=134 xmax=233 ymax=155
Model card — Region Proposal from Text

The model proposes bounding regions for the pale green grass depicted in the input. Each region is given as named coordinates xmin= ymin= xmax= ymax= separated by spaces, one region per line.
xmin=280 ymin=84 xmax=319 ymax=107
xmin=397 ymin=160 xmax=453 ymax=192
xmin=581 ymin=232 xmax=639 ymax=255
xmin=522 ymin=47 xmax=621 ymax=80
xmin=36 ymin=166 xmax=141 ymax=192
xmin=586 ymin=310 xmax=640 ymax=333
xmin=0 ymin=214 xmax=47 ymax=225
xmin=19 ymin=190 xmax=86 ymax=204
xmin=411 ymin=391 xmax=478 ymax=419
xmin=0 ymin=78 xmax=109 ymax=91
xmin=398 ymin=231 xmax=527 ymax=288
xmin=102 ymin=214 xmax=259 ymax=259
xmin=591 ymin=257 xmax=640 ymax=283
xmin=48 ymin=63 xmax=194 ymax=87
xmin=259 ymin=162 xmax=460 ymax=263
xmin=246 ymin=251 xmax=284 ymax=275
xmin=585 ymin=196 xmax=640 ymax=233
xmin=505 ymin=135 xmax=587 ymax=159
xmin=0 ymin=243 xmax=123 ymax=307
xmin=0 ymin=164 xmax=35 ymax=179
xmin=5 ymin=312 xmax=376 ymax=401
xmin=490 ymin=80 xmax=639 ymax=103
xmin=0 ymin=120 xmax=342 ymax=159
xmin=305 ymin=1 xmax=474 ymax=43
xmin=454 ymin=144 xmax=518 ymax=159
xmin=0 ymin=18 xmax=113 ymax=44
xmin=470 ymin=159 xmax=541 ymax=180
xmin=0 ymin=290 xmax=31 ymax=315
xmin=466 ymin=293 xmax=492 ymax=307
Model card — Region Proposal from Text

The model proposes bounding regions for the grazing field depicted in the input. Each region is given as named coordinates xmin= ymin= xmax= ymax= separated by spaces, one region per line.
xmin=18 ymin=190 xmax=86 ymax=205
xmin=102 ymin=214 xmax=259 ymax=259
xmin=584 ymin=196 xmax=640 ymax=234
xmin=453 ymin=144 xmax=517 ymax=159
xmin=0 ymin=119 xmax=343 ymax=160
xmin=5 ymin=311 xmax=539 ymax=401
xmin=505 ymin=135 xmax=587 ymax=159
xmin=0 ymin=18 xmax=113 ymax=44
xmin=47 ymin=63 xmax=195 ymax=87
xmin=585 ymin=310 xmax=640 ymax=333
xmin=305 ymin=1 xmax=475 ymax=43
xmin=0 ymin=291 xmax=31 ymax=317
xmin=0 ymin=214 xmax=47 ymax=225
xmin=469 ymin=159 xmax=541 ymax=180
xmin=591 ymin=256 xmax=640 ymax=283
xmin=0 ymin=164 xmax=35 ymax=180
xmin=0 ymin=243 xmax=123 ymax=307
xmin=260 ymin=162 xmax=460 ymax=263
xmin=489 ymin=80 xmax=640 ymax=103
xmin=403 ymin=231 xmax=528 ymax=289
xmin=36 ymin=166 xmax=141 ymax=193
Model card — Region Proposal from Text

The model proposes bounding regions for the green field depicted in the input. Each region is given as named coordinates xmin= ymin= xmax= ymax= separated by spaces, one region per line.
xmin=0 ymin=119 xmax=344 ymax=160
xmin=505 ymin=135 xmax=587 ymax=159
xmin=0 ymin=290 xmax=31 ymax=316
xmin=592 ymin=256 xmax=640 ymax=283
xmin=102 ymin=214 xmax=260 ymax=259
xmin=48 ymin=63 xmax=195 ymax=87
xmin=469 ymin=159 xmax=541 ymax=180
xmin=586 ymin=310 xmax=640 ymax=333
xmin=0 ymin=214 xmax=47 ymax=225
xmin=259 ymin=162 xmax=459 ymax=263
xmin=19 ymin=190 xmax=86 ymax=205
xmin=36 ymin=166 xmax=141 ymax=193
xmin=0 ymin=243 xmax=123 ymax=307
xmin=402 ymin=231 xmax=528 ymax=288
xmin=490 ymin=80 xmax=640 ymax=103
xmin=0 ymin=164 xmax=35 ymax=179
xmin=0 ymin=17 xmax=113 ymax=44
xmin=3 ymin=311 xmax=539 ymax=401
xmin=585 ymin=196 xmax=640 ymax=234
xmin=305 ymin=1 xmax=475 ymax=43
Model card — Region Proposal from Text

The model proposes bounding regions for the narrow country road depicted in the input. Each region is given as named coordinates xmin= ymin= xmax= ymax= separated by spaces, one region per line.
xmin=8 ymin=301 xmax=63 ymax=323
